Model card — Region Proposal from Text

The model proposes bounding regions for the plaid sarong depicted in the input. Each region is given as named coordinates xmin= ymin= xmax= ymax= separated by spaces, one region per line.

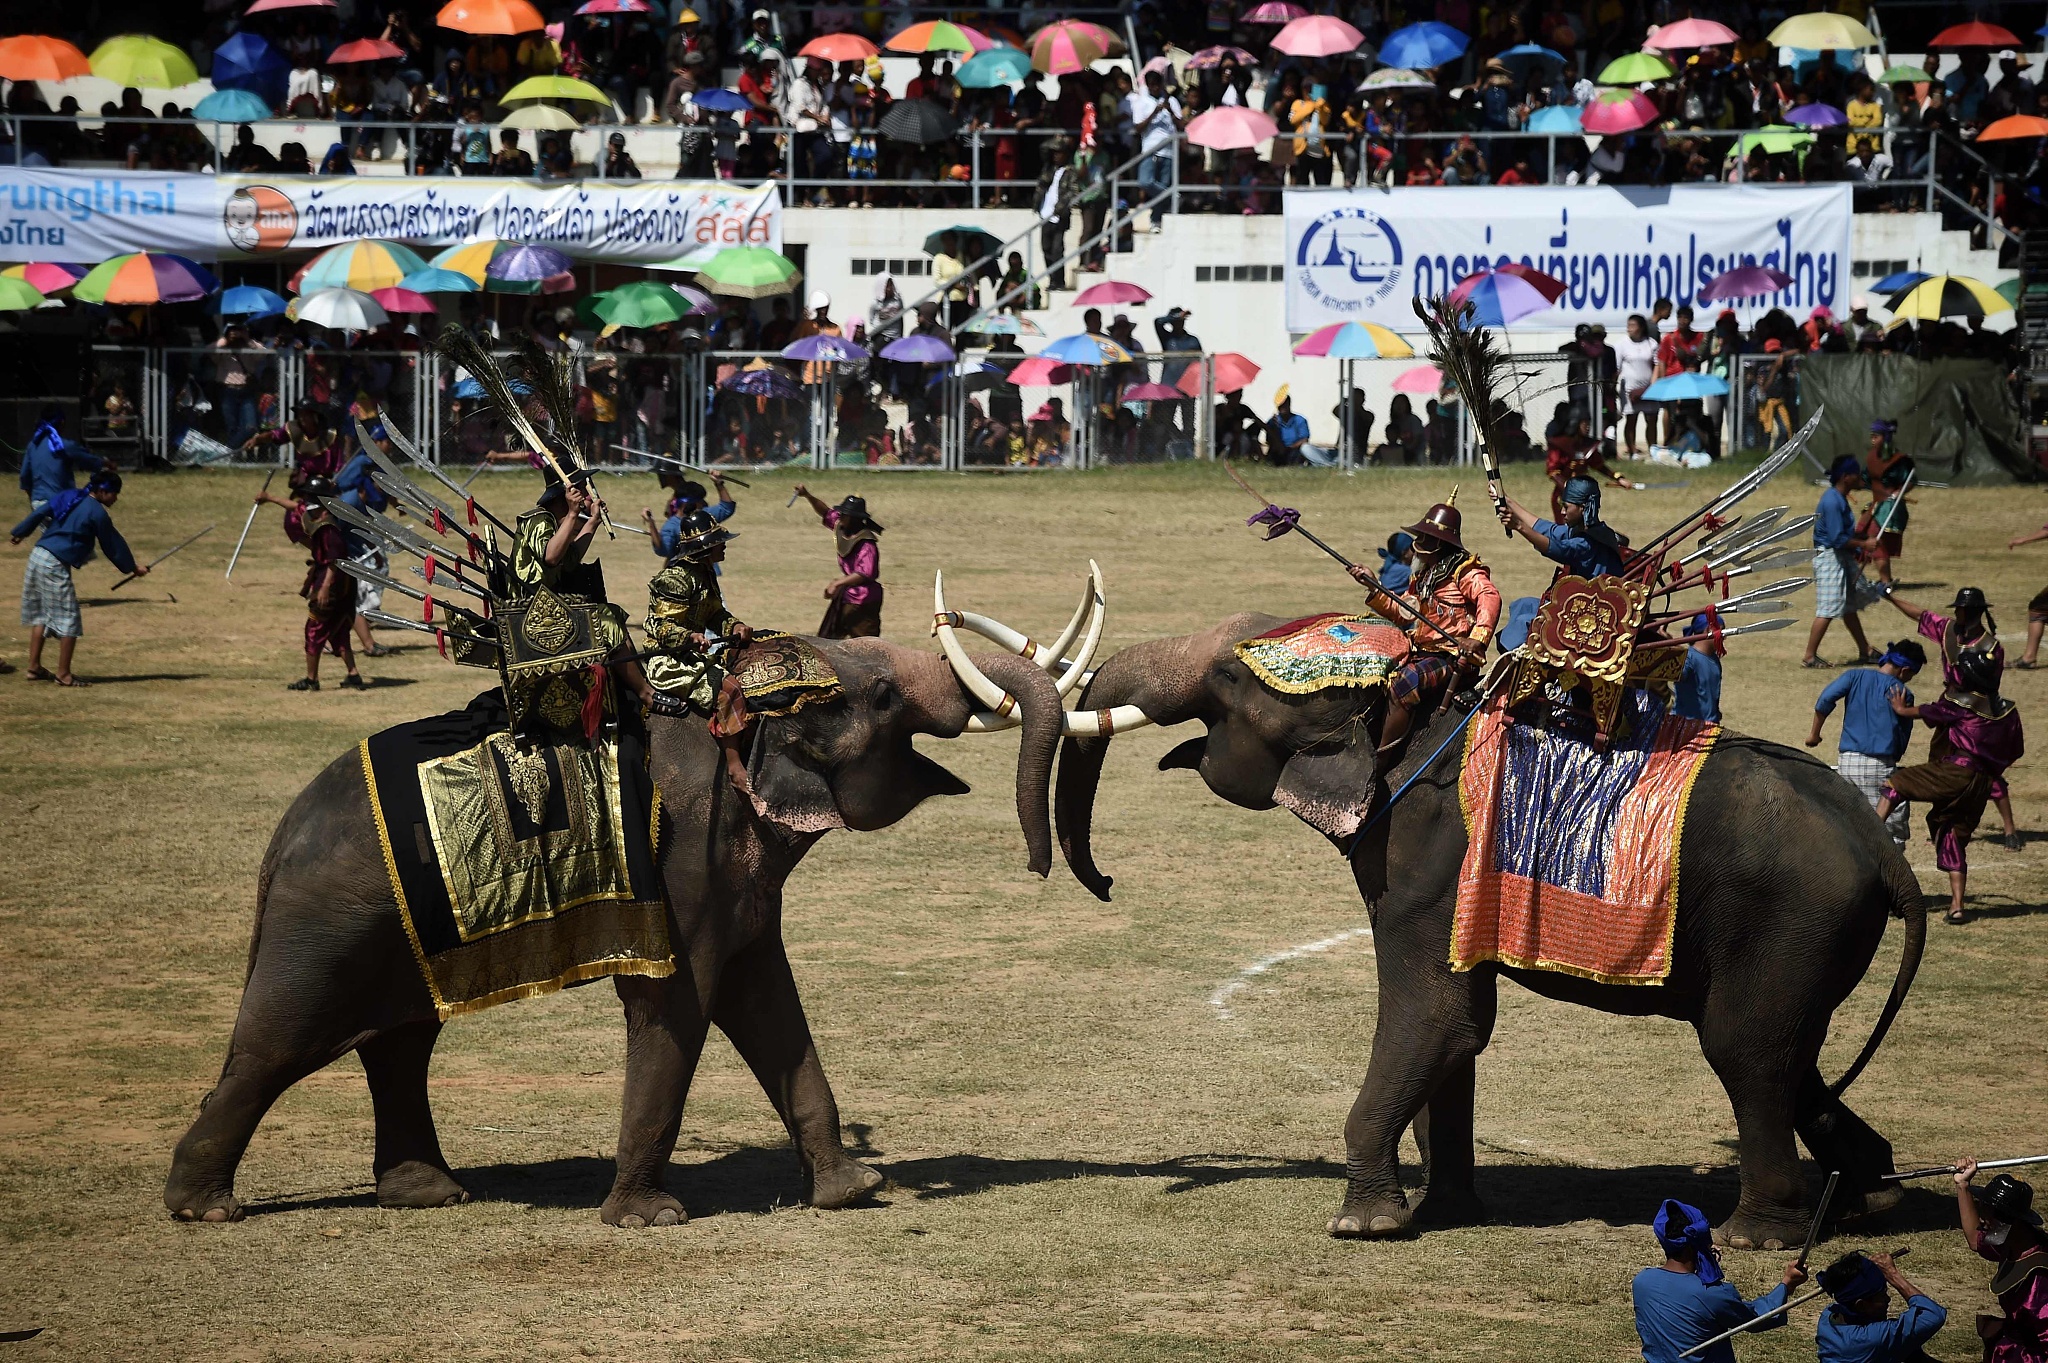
xmin=1813 ymin=547 xmax=1882 ymax=620
xmin=1836 ymin=750 xmax=1908 ymax=845
xmin=20 ymin=545 xmax=82 ymax=638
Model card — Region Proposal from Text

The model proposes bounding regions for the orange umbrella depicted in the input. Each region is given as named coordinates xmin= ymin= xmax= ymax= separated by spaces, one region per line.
xmin=0 ymin=34 xmax=91 ymax=81
xmin=436 ymin=0 xmax=544 ymax=34
xmin=1979 ymin=115 xmax=2048 ymax=141
xmin=1175 ymin=351 xmax=1260 ymax=396
xmin=798 ymin=32 xmax=878 ymax=61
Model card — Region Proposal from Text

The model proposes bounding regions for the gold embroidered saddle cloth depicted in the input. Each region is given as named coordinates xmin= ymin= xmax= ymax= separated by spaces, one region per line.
xmin=360 ymin=691 xmax=672 ymax=1019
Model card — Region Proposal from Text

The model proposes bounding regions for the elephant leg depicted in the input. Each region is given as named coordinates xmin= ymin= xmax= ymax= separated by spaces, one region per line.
xmin=165 ymin=1040 xmax=330 ymax=1223
xmin=713 ymin=935 xmax=882 ymax=1211
xmin=1411 ymin=1055 xmax=1487 ymax=1227
xmin=1331 ymin=964 xmax=1495 ymax=1239
xmin=1699 ymin=1012 xmax=1814 ymax=1250
xmin=359 ymin=1021 xmax=468 ymax=1209
xmin=1795 ymin=1068 xmax=1900 ymax=1222
xmin=600 ymin=973 xmax=711 ymax=1228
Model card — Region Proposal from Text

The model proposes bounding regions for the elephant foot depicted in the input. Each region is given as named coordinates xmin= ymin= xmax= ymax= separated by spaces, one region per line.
xmin=600 ymin=1187 xmax=688 ymax=1229
xmin=1835 ymin=1184 xmax=1903 ymax=1223
xmin=375 ymin=1161 xmax=471 ymax=1209
xmin=166 ymin=1187 xmax=245 ymax=1224
xmin=1411 ymin=1187 xmax=1489 ymax=1228
xmin=1713 ymin=1208 xmax=1807 ymax=1252
xmin=1328 ymin=1191 xmax=1415 ymax=1239
xmin=808 ymin=1157 xmax=883 ymax=1210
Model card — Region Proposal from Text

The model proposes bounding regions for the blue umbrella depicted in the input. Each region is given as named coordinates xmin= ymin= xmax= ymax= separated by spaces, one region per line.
xmin=690 ymin=88 xmax=753 ymax=113
xmin=211 ymin=31 xmax=289 ymax=106
xmin=720 ymin=366 xmax=804 ymax=399
xmin=1377 ymin=21 xmax=1468 ymax=70
xmin=1525 ymin=104 xmax=1582 ymax=132
xmin=1040 ymin=332 xmax=1132 ymax=365
xmin=402 ymin=267 xmax=485 ymax=294
xmin=783 ymin=334 xmax=869 ymax=363
xmin=1872 ymin=269 xmax=1930 ymax=296
xmin=193 ymin=88 xmax=274 ymax=123
xmin=1643 ymin=372 xmax=1729 ymax=400
xmin=217 ymin=284 xmax=288 ymax=316
xmin=453 ymin=376 xmax=534 ymax=401
xmin=1497 ymin=42 xmax=1564 ymax=75
xmin=956 ymin=46 xmax=1033 ymax=88
xmin=881 ymin=334 xmax=956 ymax=363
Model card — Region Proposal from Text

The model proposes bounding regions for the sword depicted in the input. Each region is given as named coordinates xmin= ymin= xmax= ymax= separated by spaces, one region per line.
xmin=1679 ymin=507 xmax=1787 ymax=566
xmin=226 ymin=470 xmax=277 ymax=582
xmin=357 ymin=420 xmax=503 ymax=558
xmin=1882 ymin=1153 xmax=2048 ymax=1182
xmin=360 ymin=607 xmax=502 ymax=648
xmin=112 ymin=524 xmax=214 ymax=590
xmin=1798 ymin=1170 xmax=1842 ymax=1272
xmin=369 ymin=414 xmax=517 ymax=537
xmin=1647 ymin=578 xmax=1810 ymax=622
xmin=324 ymin=499 xmax=494 ymax=599
xmin=1637 ymin=616 xmax=1792 ymax=648
xmin=406 ymin=564 xmax=492 ymax=601
xmin=337 ymin=559 xmax=489 ymax=619
xmin=1678 ymin=1248 xmax=1910 ymax=1358
xmin=1872 ymin=468 xmax=1915 ymax=540
xmin=614 ymin=444 xmax=751 ymax=487
xmin=1704 ymin=516 xmax=1817 ymax=572
xmin=1634 ymin=407 xmax=1824 ymax=567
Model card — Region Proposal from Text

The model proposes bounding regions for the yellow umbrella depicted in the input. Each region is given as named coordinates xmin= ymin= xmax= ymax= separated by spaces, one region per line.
xmin=428 ymin=239 xmax=504 ymax=284
xmin=1887 ymin=274 xmax=2012 ymax=320
xmin=502 ymin=103 xmax=581 ymax=130
xmin=1766 ymin=13 xmax=1878 ymax=49
xmin=88 ymin=34 xmax=200 ymax=88
xmin=501 ymin=74 xmax=612 ymax=104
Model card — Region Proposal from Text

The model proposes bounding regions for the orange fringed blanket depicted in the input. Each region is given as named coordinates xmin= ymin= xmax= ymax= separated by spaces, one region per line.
xmin=1451 ymin=688 xmax=1719 ymax=985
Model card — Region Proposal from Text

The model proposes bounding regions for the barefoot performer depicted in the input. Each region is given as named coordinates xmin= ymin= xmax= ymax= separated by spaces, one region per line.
xmin=256 ymin=476 xmax=365 ymax=692
xmin=9 ymin=470 xmax=141 ymax=687
xmin=792 ymin=485 xmax=884 ymax=637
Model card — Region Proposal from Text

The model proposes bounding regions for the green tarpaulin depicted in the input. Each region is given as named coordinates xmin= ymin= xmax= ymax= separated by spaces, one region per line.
xmin=1796 ymin=355 xmax=2036 ymax=485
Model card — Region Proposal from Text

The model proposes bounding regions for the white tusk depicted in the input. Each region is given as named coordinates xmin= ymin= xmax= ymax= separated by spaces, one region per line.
xmin=1055 ymin=560 xmax=1107 ymax=698
xmin=963 ymin=710 xmax=1020 ymax=732
xmin=1059 ymin=704 xmax=1155 ymax=737
xmin=933 ymin=570 xmax=1019 ymax=719
xmin=935 ymin=565 xmax=1098 ymax=674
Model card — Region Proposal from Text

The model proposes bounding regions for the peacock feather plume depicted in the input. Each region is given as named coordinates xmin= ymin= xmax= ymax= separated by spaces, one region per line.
xmin=511 ymin=331 xmax=586 ymax=469
xmin=1413 ymin=295 xmax=1513 ymax=459
xmin=434 ymin=324 xmax=562 ymax=470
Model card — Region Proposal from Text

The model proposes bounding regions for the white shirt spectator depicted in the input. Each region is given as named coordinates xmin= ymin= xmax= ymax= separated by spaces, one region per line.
xmin=783 ymin=72 xmax=828 ymax=131
xmin=1123 ymin=90 xmax=1182 ymax=157
xmin=287 ymin=64 xmax=324 ymax=111
xmin=1614 ymin=334 xmax=1658 ymax=394
xmin=1039 ymin=165 xmax=1068 ymax=221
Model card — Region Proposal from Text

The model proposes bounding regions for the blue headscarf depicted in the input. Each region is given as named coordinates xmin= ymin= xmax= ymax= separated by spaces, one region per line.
xmin=1821 ymin=1254 xmax=1886 ymax=1309
xmin=43 ymin=486 xmax=91 ymax=524
xmin=1827 ymin=454 xmax=1865 ymax=484
xmin=1378 ymin=531 xmax=1414 ymax=572
xmin=1653 ymin=1199 xmax=1724 ymax=1285
xmin=1561 ymin=475 xmax=1603 ymax=521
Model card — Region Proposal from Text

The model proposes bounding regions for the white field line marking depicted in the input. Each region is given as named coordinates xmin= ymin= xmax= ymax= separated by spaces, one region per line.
xmin=1208 ymin=925 xmax=1374 ymax=1021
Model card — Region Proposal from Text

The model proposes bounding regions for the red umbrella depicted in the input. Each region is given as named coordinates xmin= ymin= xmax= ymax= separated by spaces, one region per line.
xmin=1074 ymin=281 xmax=1152 ymax=306
xmin=370 ymin=286 xmax=438 ymax=314
xmin=1928 ymin=20 xmax=2020 ymax=47
xmin=1176 ymin=351 xmax=1260 ymax=396
xmin=329 ymin=37 xmax=407 ymax=62
xmin=1007 ymin=357 xmax=1076 ymax=386
xmin=799 ymin=32 xmax=879 ymax=61
xmin=437 ymin=0 xmax=545 ymax=35
xmin=0 ymin=35 xmax=92 ymax=81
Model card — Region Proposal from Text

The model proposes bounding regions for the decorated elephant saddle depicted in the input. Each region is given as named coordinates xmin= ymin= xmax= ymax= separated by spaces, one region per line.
xmin=729 ymin=632 xmax=843 ymax=717
xmin=1234 ymin=613 xmax=1411 ymax=695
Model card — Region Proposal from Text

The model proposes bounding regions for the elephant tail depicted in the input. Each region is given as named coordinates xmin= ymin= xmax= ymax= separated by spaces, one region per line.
xmin=1828 ymin=851 xmax=1928 ymax=1098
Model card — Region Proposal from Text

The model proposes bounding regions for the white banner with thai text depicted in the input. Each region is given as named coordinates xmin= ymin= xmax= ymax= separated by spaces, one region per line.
xmin=0 ymin=169 xmax=780 ymax=264
xmin=1282 ymin=184 xmax=1853 ymax=332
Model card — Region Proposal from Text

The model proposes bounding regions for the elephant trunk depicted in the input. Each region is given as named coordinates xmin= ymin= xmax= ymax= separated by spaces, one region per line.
xmin=1056 ymin=632 xmax=1215 ymax=901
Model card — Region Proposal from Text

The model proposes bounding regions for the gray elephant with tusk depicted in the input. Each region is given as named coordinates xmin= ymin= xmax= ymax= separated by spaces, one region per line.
xmin=1032 ymin=610 xmax=1925 ymax=1251
xmin=164 ymin=573 xmax=1098 ymax=1228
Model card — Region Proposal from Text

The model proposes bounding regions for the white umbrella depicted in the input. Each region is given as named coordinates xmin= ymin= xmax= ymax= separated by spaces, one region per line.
xmin=502 ymin=103 xmax=581 ymax=131
xmin=296 ymin=287 xmax=389 ymax=330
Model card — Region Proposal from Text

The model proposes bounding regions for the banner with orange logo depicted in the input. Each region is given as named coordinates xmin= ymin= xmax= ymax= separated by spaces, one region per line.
xmin=0 ymin=170 xmax=780 ymax=265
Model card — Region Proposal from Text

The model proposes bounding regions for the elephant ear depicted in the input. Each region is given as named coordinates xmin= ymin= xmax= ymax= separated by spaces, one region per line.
xmin=1272 ymin=728 xmax=1380 ymax=841
xmin=748 ymin=718 xmax=847 ymax=833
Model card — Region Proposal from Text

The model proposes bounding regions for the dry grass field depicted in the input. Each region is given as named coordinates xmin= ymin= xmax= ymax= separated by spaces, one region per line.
xmin=1 ymin=459 xmax=2044 ymax=1361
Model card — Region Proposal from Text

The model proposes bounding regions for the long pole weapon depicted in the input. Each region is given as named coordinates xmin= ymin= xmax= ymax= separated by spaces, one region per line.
xmin=225 ymin=470 xmax=276 ymax=581
xmin=1883 ymin=1153 xmax=2048 ymax=1182
xmin=112 ymin=524 xmax=214 ymax=590
xmin=613 ymin=444 xmax=752 ymax=488
xmin=1679 ymin=1248 xmax=1912 ymax=1359
xmin=1872 ymin=467 xmax=1915 ymax=543
xmin=1798 ymin=1171 xmax=1842 ymax=1272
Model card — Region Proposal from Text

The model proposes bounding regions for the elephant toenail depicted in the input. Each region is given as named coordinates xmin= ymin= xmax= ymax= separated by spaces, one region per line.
xmin=619 ymin=1215 xmax=646 ymax=1229
xmin=652 ymin=1208 xmax=680 ymax=1227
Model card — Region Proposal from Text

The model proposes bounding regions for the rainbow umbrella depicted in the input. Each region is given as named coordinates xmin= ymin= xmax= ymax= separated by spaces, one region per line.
xmin=88 ymin=35 xmax=199 ymax=88
xmin=1449 ymin=264 xmax=1563 ymax=325
xmin=297 ymin=240 xmax=430 ymax=294
xmin=2 ymin=262 xmax=87 ymax=294
xmin=885 ymin=19 xmax=993 ymax=53
xmin=399 ymin=266 xmax=482 ymax=294
xmin=1029 ymin=19 xmax=1118 ymax=73
xmin=1583 ymin=89 xmax=1658 ymax=134
xmin=0 ymin=35 xmax=92 ymax=82
xmin=73 ymin=252 xmax=218 ymax=305
xmin=1293 ymin=321 xmax=1413 ymax=359
xmin=0 ymin=278 xmax=49 ymax=312
xmin=370 ymin=286 xmax=439 ymax=314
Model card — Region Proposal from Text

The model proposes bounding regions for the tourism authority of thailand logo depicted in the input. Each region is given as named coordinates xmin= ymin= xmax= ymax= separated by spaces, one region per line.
xmin=1294 ymin=206 xmax=1404 ymax=314
xmin=222 ymin=186 xmax=298 ymax=254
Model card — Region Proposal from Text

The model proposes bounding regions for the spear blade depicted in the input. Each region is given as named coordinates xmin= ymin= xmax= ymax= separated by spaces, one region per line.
xmin=371 ymin=414 xmax=517 ymax=536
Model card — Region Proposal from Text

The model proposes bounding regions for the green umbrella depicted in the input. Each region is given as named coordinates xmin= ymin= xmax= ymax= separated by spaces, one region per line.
xmin=1997 ymin=278 xmax=2022 ymax=307
xmin=924 ymin=224 xmax=1001 ymax=259
xmin=1734 ymin=124 xmax=1815 ymax=156
xmin=697 ymin=246 xmax=800 ymax=298
xmin=0 ymin=276 xmax=48 ymax=311
xmin=1597 ymin=50 xmax=1675 ymax=84
xmin=591 ymin=280 xmax=693 ymax=328
xmin=89 ymin=34 xmax=199 ymax=88
xmin=502 ymin=74 xmax=612 ymax=104
xmin=1879 ymin=64 xmax=1934 ymax=84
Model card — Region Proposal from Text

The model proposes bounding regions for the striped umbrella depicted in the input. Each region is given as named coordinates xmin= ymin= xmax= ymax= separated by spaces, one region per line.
xmin=885 ymin=19 xmax=993 ymax=53
xmin=1029 ymin=19 xmax=1119 ymax=73
xmin=296 ymin=240 xmax=431 ymax=294
xmin=1449 ymin=263 xmax=1563 ymax=325
xmin=1293 ymin=321 xmax=1414 ymax=359
xmin=73 ymin=252 xmax=218 ymax=305
xmin=1886 ymin=275 xmax=2011 ymax=320
xmin=2 ymin=262 xmax=88 ymax=294
xmin=400 ymin=266 xmax=484 ymax=293
xmin=0 ymin=35 xmax=92 ymax=82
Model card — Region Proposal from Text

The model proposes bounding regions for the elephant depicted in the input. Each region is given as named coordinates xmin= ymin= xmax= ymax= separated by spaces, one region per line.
xmin=1045 ymin=611 xmax=1926 ymax=1249
xmin=165 ymin=568 xmax=1119 ymax=1228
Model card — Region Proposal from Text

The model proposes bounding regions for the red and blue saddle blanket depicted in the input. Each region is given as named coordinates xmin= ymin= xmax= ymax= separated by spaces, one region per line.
xmin=1452 ymin=687 xmax=1719 ymax=985
xmin=1234 ymin=613 xmax=1411 ymax=694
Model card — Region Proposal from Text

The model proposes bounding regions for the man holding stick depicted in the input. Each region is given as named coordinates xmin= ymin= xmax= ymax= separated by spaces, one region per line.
xmin=1812 ymin=1250 xmax=1946 ymax=1362
xmin=1632 ymin=1198 xmax=1805 ymax=1363
xmin=1953 ymin=1157 xmax=2048 ymax=1361
xmin=9 ymin=470 xmax=142 ymax=687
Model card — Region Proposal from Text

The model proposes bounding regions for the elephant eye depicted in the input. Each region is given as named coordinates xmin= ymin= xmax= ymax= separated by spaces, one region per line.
xmin=870 ymin=679 xmax=898 ymax=712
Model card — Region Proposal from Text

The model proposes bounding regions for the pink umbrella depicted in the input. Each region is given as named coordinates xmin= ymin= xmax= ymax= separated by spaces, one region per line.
xmin=1242 ymin=1 xmax=1307 ymax=21
xmin=1176 ymin=350 xmax=1260 ymax=396
xmin=1008 ymin=357 xmax=1076 ymax=386
xmin=1582 ymin=89 xmax=1658 ymax=134
xmin=1270 ymin=14 xmax=1364 ymax=56
xmin=1121 ymin=382 xmax=1186 ymax=401
xmin=329 ymin=37 xmax=407 ymax=62
xmin=1074 ymin=281 xmax=1152 ymax=306
xmin=1029 ymin=19 xmax=1118 ymax=74
xmin=1185 ymin=105 xmax=1279 ymax=150
xmin=247 ymin=0 xmax=337 ymax=13
xmin=369 ymin=286 xmax=438 ymax=314
xmin=578 ymin=0 xmax=656 ymax=11
xmin=1644 ymin=17 xmax=1738 ymax=50
xmin=1392 ymin=363 xmax=1444 ymax=394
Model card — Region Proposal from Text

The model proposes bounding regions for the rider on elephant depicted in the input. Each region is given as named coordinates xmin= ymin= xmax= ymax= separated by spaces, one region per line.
xmin=1347 ymin=494 xmax=1500 ymax=755
xmin=643 ymin=508 xmax=756 ymax=793
xmin=1495 ymin=473 xmax=1630 ymax=579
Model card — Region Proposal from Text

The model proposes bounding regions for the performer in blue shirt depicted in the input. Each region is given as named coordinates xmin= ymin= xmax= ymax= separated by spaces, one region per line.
xmin=1807 ymin=640 xmax=1926 ymax=845
xmin=1496 ymin=473 xmax=1629 ymax=577
xmin=1674 ymin=613 xmax=1724 ymax=723
xmin=1804 ymin=455 xmax=1883 ymax=667
xmin=1813 ymin=1251 xmax=1947 ymax=1363
xmin=643 ymin=472 xmax=736 ymax=562
xmin=1377 ymin=531 xmax=1415 ymax=595
xmin=1632 ymin=1198 xmax=1804 ymax=1363
xmin=9 ymin=469 xmax=142 ymax=686
xmin=18 ymin=406 xmax=110 ymax=512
